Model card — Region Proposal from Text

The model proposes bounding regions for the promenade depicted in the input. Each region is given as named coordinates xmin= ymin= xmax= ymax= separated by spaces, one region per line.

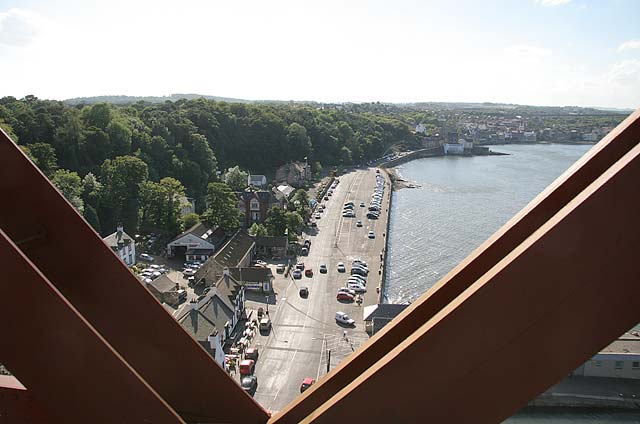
xmin=245 ymin=167 xmax=391 ymax=413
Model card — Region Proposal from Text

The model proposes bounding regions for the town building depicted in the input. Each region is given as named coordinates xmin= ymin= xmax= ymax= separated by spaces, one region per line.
xmin=275 ymin=161 xmax=311 ymax=186
xmin=146 ymin=274 xmax=179 ymax=306
xmin=166 ymin=223 xmax=225 ymax=262
xmin=236 ymin=190 xmax=285 ymax=228
xmin=247 ymin=175 xmax=267 ymax=188
xmin=572 ymin=333 xmax=640 ymax=380
xmin=102 ymin=224 xmax=136 ymax=266
xmin=363 ymin=303 xmax=410 ymax=335
xmin=177 ymin=271 xmax=246 ymax=366
xmin=276 ymin=183 xmax=295 ymax=200
xmin=415 ymin=123 xmax=426 ymax=134
xmin=194 ymin=229 xmax=256 ymax=287
xmin=229 ymin=267 xmax=274 ymax=293
xmin=255 ymin=236 xmax=288 ymax=259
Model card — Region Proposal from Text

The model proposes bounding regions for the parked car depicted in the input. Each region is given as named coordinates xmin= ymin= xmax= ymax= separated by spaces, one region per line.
xmin=368 ymin=231 xmax=376 ymax=239
xmin=367 ymin=212 xmax=380 ymax=219
xmin=241 ymin=375 xmax=258 ymax=395
xmin=301 ymin=247 xmax=309 ymax=256
xmin=239 ymin=359 xmax=255 ymax=375
xmin=276 ymin=264 xmax=285 ymax=273
xmin=360 ymin=202 xmax=366 ymax=207
xmin=259 ymin=318 xmax=271 ymax=333
xmin=183 ymin=268 xmax=196 ymax=277
xmin=319 ymin=264 xmax=327 ymax=273
xmin=139 ymin=253 xmax=154 ymax=262
xmin=335 ymin=311 xmax=355 ymax=326
xmin=177 ymin=289 xmax=187 ymax=302
xmin=293 ymin=270 xmax=302 ymax=279
xmin=356 ymin=220 xmax=363 ymax=227
xmin=245 ymin=347 xmax=259 ymax=361
xmin=337 ymin=262 xmax=346 ymax=272
xmin=299 ymin=286 xmax=309 ymax=297
xmin=347 ymin=276 xmax=367 ymax=286
xmin=300 ymin=378 xmax=316 ymax=393
xmin=296 ymin=262 xmax=305 ymax=270
xmin=351 ymin=268 xmax=368 ymax=277
xmin=347 ymin=283 xmax=366 ymax=293
xmin=337 ymin=287 xmax=356 ymax=296
xmin=336 ymin=292 xmax=355 ymax=301
xmin=305 ymin=269 xmax=313 ymax=277
xmin=344 ymin=202 xmax=355 ymax=207
xmin=315 ymin=213 xmax=321 ymax=219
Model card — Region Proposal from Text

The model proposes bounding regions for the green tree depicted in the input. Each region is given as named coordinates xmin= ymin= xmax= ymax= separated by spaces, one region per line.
xmin=223 ymin=165 xmax=249 ymax=191
xmin=139 ymin=177 xmax=186 ymax=236
xmin=107 ymin=119 xmax=132 ymax=156
xmin=22 ymin=142 xmax=58 ymax=176
xmin=84 ymin=103 xmax=112 ymax=129
xmin=0 ymin=118 xmax=19 ymax=142
xmin=81 ymin=172 xmax=102 ymax=208
xmin=99 ymin=155 xmax=149 ymax=234
xmin=248 ymin=222 xmax=268 ymax=237
xmin=339 ymin=146 xmax=352 ymax=165
xmin=265 ymin=206 xmax=287 ymax=236
xmin=286 ymin=122 xmax=311 ymax=161
xmin=202 ymin=182 xmax=240 ymax=231
xmin=83 ymin=204 xmax=101 ymax=233
xmin=313 ymin=161 xmax=323 ymax=178
xmin=182 ymin=213 xmax=200 ymax=229
xmin=51 ymin=169 xmax=84 ymax=212
xmin=284 ymin=211 xmax=304 ymax=241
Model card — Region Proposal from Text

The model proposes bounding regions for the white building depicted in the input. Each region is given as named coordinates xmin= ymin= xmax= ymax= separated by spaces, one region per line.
xmin=572 ymin=333 xmax=640 ymax=380
xmin=415 ymin=123 xmax=426 ymax=134
xmin=103 ymin=225 xmax=136 ymax=266
xmin=166 ymin=223 xmax=222 ymax=262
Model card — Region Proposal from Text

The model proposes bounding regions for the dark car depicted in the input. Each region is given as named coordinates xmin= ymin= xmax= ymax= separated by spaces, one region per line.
xmin=245 ymin=347 xmax=259 ymax=361
xmin=305 ymin=268 xmax=313 ymax=277
xmin=299 ymin=286 xmax=309 ymax=297
xmin=241 ymin=375 xmax=258 ymax=395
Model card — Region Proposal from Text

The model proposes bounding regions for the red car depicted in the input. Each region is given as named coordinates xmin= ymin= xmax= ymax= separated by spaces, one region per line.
xmin=336 ymin=292 xmax=355 ymax=301
xmin=300 ymin=377 xmax=315 ymax=393
xmin=305 ymin=269 xmax=313 ymax=277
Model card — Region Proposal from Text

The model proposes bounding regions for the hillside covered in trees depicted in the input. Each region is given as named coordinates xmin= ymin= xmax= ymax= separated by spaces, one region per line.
xmin=0 ymin=95 xmax=417 ymax=237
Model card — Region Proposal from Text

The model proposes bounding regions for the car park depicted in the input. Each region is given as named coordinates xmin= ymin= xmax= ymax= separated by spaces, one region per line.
xmin=337 ymin=262 xmax=346 ymax=272
xmin=300 ymin=378 xmax=316 ymax=393
xmin=336 ymin=292 xmax=355 ymax=301
xmin=335 ymin=311 xmax=355 ymax=326
xmin=368 ymin=231 xmax=376 ymax=239
xmin=299 ymin=286 xmax=309 ymax=297
xmin=293 ymin=269 xmax=302 ymax=279
xmin=241 ymin=375 xmax=258 ymax=395
xmin=319 ymin=264 xmax=327 ymax=273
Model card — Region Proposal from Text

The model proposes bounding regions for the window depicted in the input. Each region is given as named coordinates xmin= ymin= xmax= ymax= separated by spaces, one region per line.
xmin=594 ymin=360 xmax=602 ymax=367
xmin=633 ymin=361 xmax=639 ymax=369
xmin=615 ymin=361 xmax=624 ymax=370
xmin=250 ymin=199 xmax=260 ymax=211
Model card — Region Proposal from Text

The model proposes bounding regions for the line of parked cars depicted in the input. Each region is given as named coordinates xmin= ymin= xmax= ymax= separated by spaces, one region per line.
xmin=138 ymin=264 xmax=168 ymax=284
xmin=336 ymin=260 xmax=369 ymax=301
xmin=367 ymin=173 xmax=385 ymax=220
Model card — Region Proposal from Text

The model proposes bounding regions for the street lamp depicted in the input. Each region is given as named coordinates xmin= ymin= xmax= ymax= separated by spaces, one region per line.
xmin=265 ymin=295 xmax=269 ymax=315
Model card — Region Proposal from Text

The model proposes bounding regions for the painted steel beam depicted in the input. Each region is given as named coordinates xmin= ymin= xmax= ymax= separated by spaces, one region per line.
xmin=0 ymin=229 xmax=185 ymax=423
xmin=272 ymin=109 xmax=640 ymax=423
xmin=0 ymin=130 xmax=269 ymax=423
xmin=0 ymin=376 xmax=53 ymax=423
xmin=294 ymin=141 xmax=640 ymax=422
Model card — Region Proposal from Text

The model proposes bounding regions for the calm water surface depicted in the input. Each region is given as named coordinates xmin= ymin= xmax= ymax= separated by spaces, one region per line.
xmin=384 ymin=143 xmax=640 ymax=423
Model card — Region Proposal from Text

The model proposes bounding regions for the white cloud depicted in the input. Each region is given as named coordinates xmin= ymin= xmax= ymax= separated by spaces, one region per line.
xmin=536 ymin=0 xmax=572 ymax=6
xmin=617 ymin=40 xmax=640 ymax=52
xmin=605 ymin=59 xmax=640 ymax=85
xmin=0 ymin=8 xmax=41 ymax=47
xmin=504 ymin=44 xmax=552 ymax=61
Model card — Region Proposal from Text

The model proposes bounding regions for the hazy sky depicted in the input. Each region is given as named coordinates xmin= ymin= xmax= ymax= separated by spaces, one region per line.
xmin=1 ymin=0 xmax=639 ymax=108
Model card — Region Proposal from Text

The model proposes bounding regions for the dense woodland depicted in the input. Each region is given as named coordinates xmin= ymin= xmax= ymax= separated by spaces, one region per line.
xmin=0 ymin=96 xmax=417 ymax=239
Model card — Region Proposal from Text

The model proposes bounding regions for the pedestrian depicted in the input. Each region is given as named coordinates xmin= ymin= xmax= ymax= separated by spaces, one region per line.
xmin=343 ymin=330 xmax=347 ymax=340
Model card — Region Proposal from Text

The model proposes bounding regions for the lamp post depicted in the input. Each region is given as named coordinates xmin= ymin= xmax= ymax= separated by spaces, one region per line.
xmin=265 ymin=295 xmax=269 ymax=315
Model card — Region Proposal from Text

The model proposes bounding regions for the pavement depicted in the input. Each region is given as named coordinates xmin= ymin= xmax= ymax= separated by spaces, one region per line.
xmin=245 ymin=167 xmax=391 ymax=414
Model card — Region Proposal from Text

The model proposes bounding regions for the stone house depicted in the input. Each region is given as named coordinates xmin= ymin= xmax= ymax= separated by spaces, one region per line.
xmin=146 ymin=274 xmax=179 ymax=306
xmin=236 ymin=190 xmax=285 ymax=228
xmin=103 ymin=224 xmax=136 ymax=266
xmin=275 ymin=162 xmax=311 ymax=186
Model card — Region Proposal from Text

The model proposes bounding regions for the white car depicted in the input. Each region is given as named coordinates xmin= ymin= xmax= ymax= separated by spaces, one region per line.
xmin=335 ymin=312 xmax=355 ymax=326
xmin=315 ymin=213 xmax=321 ymax=219
xmin=368 ymin=231 xmax=375 ymax=239
xmin=337 ymin=262 xmax=346 ymax=272
xmin=337 ymin=287 xmax=357 ymax=296
xmin=139 ymin=253 xmax=154 ymax=262
xmin=347 ymin=276 xmax=367 ymax=285
xmin=347 ymin=283 xmax=366 ymax=293
xmin=183 ymin=268 xmax=196 ymax=277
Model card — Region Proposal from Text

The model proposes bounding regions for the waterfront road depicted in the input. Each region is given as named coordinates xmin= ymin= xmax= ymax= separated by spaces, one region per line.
xmin=250 ymin=167 xmax=391 ymax=413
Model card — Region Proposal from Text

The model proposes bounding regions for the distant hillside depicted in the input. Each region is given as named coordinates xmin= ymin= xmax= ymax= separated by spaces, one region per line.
xmin=64 ymin=93 xmax=250 ymax=105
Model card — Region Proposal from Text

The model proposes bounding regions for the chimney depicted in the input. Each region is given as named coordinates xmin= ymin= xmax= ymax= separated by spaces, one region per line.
xmin=116 ymin=223 xmax=123 ymax=234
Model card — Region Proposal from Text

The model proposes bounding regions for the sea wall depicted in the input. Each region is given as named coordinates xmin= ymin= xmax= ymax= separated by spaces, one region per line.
xmin=380 ymin=147 xmax=444 ymax=168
